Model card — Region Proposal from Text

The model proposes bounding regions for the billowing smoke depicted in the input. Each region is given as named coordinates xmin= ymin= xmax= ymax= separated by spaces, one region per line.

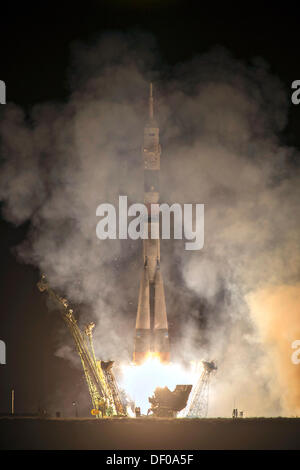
xmin=247 ymin=285 xmax=300 ymax=415
xmin=1 ymin=32 xmax=300 ymax=416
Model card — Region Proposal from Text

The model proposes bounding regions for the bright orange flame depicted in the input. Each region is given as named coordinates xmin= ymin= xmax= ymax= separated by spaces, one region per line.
xmin=120 ymin=354 xmax=200 ymax=415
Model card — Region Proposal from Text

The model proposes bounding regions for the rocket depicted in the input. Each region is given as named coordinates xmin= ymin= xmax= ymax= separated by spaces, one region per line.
xmin=133 ymin=84 xmax=170 ymax=364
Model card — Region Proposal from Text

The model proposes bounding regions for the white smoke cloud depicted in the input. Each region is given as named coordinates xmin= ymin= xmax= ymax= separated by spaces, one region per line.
xmin=1 ymin=33 xmax=300 ymax=416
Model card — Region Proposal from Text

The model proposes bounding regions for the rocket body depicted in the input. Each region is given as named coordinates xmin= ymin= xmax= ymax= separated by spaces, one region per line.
xmin=133 ymin=84 xmax=170 ymax=364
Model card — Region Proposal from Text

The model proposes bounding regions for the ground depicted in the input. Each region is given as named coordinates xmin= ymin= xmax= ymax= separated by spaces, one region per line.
xmin=0 ymin=417 xmax=299 ymax=449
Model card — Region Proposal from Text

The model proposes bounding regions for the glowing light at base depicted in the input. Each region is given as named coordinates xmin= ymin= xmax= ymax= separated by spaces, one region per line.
xmin=120 ymin=353 xmax=202 ymax=415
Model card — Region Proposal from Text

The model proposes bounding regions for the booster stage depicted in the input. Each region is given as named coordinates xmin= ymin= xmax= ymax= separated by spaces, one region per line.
xmin=133 ymin=84 xmax=170 ymax=364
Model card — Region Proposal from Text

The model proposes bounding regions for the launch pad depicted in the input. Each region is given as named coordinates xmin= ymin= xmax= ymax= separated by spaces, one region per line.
xmin=36 ymin=85 xmax=214 ymax=420
xmin=148 ymin=385 xmax=192 ymax=417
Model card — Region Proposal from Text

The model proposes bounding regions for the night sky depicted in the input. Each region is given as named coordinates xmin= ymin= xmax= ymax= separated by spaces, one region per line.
xmin=0 ymin=1 xmax=299 ymax=417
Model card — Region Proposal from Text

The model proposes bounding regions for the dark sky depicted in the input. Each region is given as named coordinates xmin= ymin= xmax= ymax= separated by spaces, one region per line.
xmin=0 ymin=1 xmax=300 ymax=416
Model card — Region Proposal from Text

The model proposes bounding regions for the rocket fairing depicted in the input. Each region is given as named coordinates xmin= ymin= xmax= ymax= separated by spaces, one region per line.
xmin=133 ymin=84 xmax=170 ymax=365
